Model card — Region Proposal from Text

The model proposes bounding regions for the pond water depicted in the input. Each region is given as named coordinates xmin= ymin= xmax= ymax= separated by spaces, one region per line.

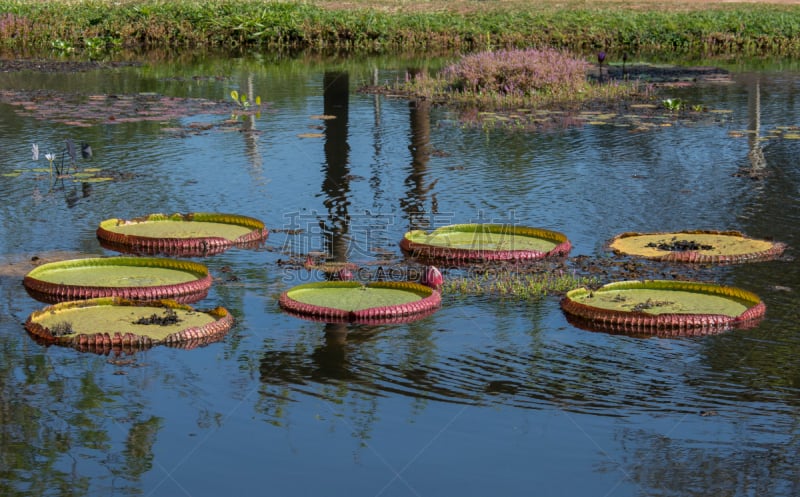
xmin=0 ymin=51 xmax=798 ymax=497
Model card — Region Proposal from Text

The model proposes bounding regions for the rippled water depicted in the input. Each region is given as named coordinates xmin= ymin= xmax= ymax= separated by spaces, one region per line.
xmin=0 ymin=52 xmax=798 ymax=496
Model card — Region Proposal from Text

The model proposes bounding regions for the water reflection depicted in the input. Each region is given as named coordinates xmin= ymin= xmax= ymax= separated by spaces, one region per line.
xmin=239 ymin=73 xmax=263 ymax=172
xmin=320 ymin=71 xmax=351 ymax=263
xmin=400 ymin=69 xmax=436 ymax=230
xmin=0 ymin=349 xmax=164 ymax=495
xmin=1 ymin=53 xmax=799 ymax=496
xmin=613 ymin=421 xmax=800 ymax=496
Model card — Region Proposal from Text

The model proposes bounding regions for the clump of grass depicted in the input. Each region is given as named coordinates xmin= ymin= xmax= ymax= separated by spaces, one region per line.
xmin=443 ymin=48 xmax=590 ymax=99
xmin=400 ymin=48 xmax=647 ymax=112
xmin=443 ymin=268 xmax=598 ymax=299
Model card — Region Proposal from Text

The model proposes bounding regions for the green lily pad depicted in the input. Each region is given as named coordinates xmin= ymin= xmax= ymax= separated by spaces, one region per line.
xmin=23 ymin=256 xmax=212 ymax=304
xmin=97 ymin=212 xmax=268 ymax=256
xmin=24 ymin=297 xmax=233 ymax=353
xmin=279 ymin=280 xmax=441 ymax=324
xmin=400 ymin=223 xmax=571 ymax=263
xmin=561 ymin=280 xmax=765 ymax=336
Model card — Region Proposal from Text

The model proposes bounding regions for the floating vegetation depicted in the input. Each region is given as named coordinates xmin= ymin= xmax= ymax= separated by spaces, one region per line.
xmin=442 ymin=269 xmax=598 ymax=299
xmin=279 ymin=280 xmax=441 ymax=324
xmin=362 ymin=52 xmax=737 ymax=132
xmin=378 ymin=48 xmax=645 ymax=113
xmin=97 ymin=212 xmax=269 ymax=257
xmin=609 ymin=230 xmax=787 ymax=264
xmin=230 ymin=89 xmax=261 ymax=109
xmin=561 ymin=280 xmax=766 ymax=336
xmin=23 ymin=256 xmax=212 ymax=304
xmin=24 ymin=297 xmax=233 ymax=352
xmin=0 ymin=89 xmax=238 ymax=128
xmin=401 ymin=223 xmax=571 ymax=263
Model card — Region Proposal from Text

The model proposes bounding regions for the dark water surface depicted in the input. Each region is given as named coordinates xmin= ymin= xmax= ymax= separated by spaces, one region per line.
xmin=0 ymin=52 xmax=798 ymax=496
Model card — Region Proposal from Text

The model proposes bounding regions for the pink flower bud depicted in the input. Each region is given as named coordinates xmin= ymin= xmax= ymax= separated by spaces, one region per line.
xmin=422 ymin=266 xmax=443 ymax=289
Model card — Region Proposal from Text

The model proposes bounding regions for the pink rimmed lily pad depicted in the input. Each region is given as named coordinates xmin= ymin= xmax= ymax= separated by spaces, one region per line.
xmin=24 ymin=297 xmax=233 ymax=353
xmin=561 ymin=280 xmax=765 ymax=337
xmin=97 ymin=212 xmax=268 ymax=256
xmin=23 ymin=256 xmax=212 ymax=304
xmin=279 ymin=280 xmax=441 ymax=324
xmin=401 ymin=223 xmax=571 ymax=263
xmin=608 ymin=230 xmax=786 ymax=263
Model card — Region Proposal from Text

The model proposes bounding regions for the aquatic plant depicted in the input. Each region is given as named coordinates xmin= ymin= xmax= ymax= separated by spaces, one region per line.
xmin=391 ymin=48 xmax=648 ymax=114
xmin=561 ymin=279 xmax=766 ymax=336
xmin=230 ymin=90 xmax=261 ymax=109
xmin=441 ymin=48 xmax=590 ymax=99
xmin=401 ymin=223 xmax=571 ymax=262
xmin=44 ymin=152 xmax=56 ymax=181
xmin=662 ymin=97 xmax=685 ymax=112
xmin=31 ymin=138 xmax=90 ymax=186
xmin=421 ymin=265 xmax=444 ymax=289
xmin=24 ymin=297 xmax=234 ymax=350
xmin=279 ymin=280 xmax=441 ymax=324
xmin=97 ymin=212 xmax=269 ymax=257
xmin=443 ymin=268 xmax=598 ymax=299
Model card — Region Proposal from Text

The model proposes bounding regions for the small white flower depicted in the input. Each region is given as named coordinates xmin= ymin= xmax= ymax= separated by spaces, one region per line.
xmin=32 ymin=143 xmax=39 ymax=161
xmin=45 ymin=153 xmax=55 ymax=162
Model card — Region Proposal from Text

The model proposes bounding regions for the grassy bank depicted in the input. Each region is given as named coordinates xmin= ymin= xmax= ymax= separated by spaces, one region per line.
xmin=1 ymin=0 xmax=799 ymax=55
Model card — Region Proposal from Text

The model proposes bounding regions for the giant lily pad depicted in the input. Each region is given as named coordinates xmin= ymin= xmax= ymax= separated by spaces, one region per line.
xmin=608 ymin=230 xmax=786 ymax=263
xmin=561 ymin=280 xmax=765 ymax=336
xmin=24 ymin=297 xmax=233 ymax=353
xmin=97 ymin=212 xmax=268 ymax=256
xmin=279 ymin=281 xmax=441 ymax=324
xmin=400 ymin=223 xmax=571 ymax=263
xmin=23 ymin=256 xmax=212 ymax=304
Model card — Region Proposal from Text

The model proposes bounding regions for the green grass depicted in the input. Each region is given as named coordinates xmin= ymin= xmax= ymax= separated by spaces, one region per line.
xmin=443 ymin=269 xmax=599 ymax=299
xmin=2 ymin=0 xmax=800 ymax=54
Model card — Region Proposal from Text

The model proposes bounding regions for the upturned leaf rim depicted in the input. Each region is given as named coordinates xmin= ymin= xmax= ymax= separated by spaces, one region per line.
xmin=97 ymin=212 xmax=268 ymax=257
xmin=607 ymin=229 xmax=786 ymax=264
xmin=23 ymin=256 xmax=212 ymax=304
xmin=279 ymin=280 xmax=441 ymax=324
xmin=560 ymin=279 xmax=765 ymax=337
xmin=400 ymin=223 xmax=571 ymax=263
xmin=24 ymin=297 xmax=233 ymax=353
